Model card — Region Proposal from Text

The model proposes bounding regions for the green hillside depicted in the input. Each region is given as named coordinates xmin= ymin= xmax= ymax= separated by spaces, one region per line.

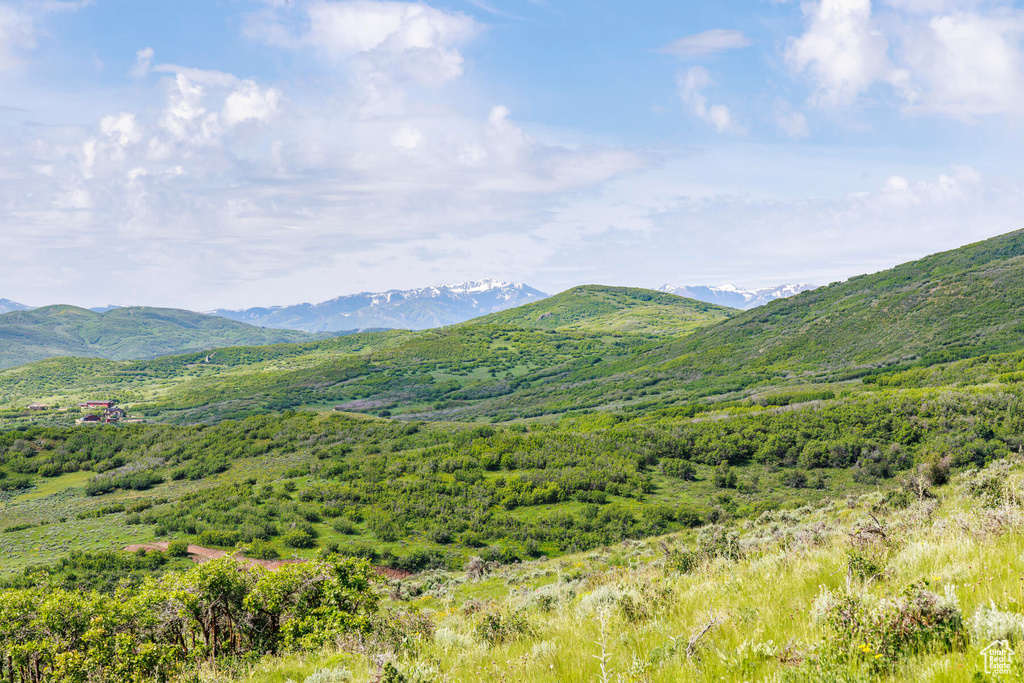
xmin=7 ymin=231 xmax=1024 ymax=422
xmin=0 ymin=305 xmax=318 ymax=369
xmin=653 ymin=229 xmax=1024 ymax=375
xmin=473 ymin=285 xmax=736 ymax=334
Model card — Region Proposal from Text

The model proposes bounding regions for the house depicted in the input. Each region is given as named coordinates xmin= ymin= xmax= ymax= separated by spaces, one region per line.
xmin=79 ymin=400 xmax=116 ymax=409
xmin=104 ymin=407 xmax=127 ymax=423
xmin=76 ymin=414 xmax=102 ymax=425
xmin=27 ymin=403 xmax=49 ymax=410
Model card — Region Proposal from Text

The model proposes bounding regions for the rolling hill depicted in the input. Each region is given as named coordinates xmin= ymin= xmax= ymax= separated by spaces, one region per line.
xmin=644 ymin=228 xmax=1024 ymax=381
xmin=6 ymin=230 xmax=1024 ymax=421
xmin=0 ymin=305 xmax=319 ymax=369
xmin=472 ymin=285 xmax=736 ymax=334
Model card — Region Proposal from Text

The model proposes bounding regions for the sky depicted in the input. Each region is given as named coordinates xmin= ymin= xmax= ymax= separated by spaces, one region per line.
xmin=2 ymin=0 xmax=1024 ymax=309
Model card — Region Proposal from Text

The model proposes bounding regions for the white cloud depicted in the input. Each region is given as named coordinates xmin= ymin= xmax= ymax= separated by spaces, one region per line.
xmin=245 ymin=0 xmax=481 ymax=86
xmin=785 ymin=0 xmax=1024 ymax=118
xmin=100 ymin=112 xmax=142 ymax=147
xmin=659 ymin=29 xmax=752 ymax=58
xmin=151 ymin=63 xmax=240 ymax=88
xmin=677 ymin=67 xmax=742 ymax=133
xmin=0 ymin=5 xmax=35 ymax=70
xmin=895 ymin=11 xmax=1024 ymax=117
xmin=774 ymin=99 xmax=810 ymax=137
xmin=390 ymin=124 xmax=424 ymax=150
xmin=786 ymin=0 xmax=894 ymax=107
xmin=129 ymin=46 xmax=153 ymax=78
xmin=0 ymin=41 xmax=647 ymax=308
xmin=222 ymin=80 xmax=282 ymax=126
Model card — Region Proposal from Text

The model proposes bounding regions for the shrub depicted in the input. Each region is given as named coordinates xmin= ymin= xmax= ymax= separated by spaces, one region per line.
xmin=662 ymin=459 xmax=696 ymax=480
xmin=331 ymin=517 xmax=359 ymax=535
xmin=713 ymin=462 xmax=737 ymax=489
xmin=814 ymin=582 xmax=964 ymax=668
xmin=783 ymin=469 xmax=808 ymax=489
xmin=167 ymin=539 xmax=190 ymax=557
xmin=664 ymin=547 xmax=699 ymax=573
xmin=282 ymin=528 xmax=316 ymax=549
xmin=475 ymin=609 xmax=533 ymax=645
xmin=247 ymin=539 xmax=280 ymax=560
xmin=696 ymin=524 xmax=742 ymax=561
xmin=968 ymin=601 xmax=1024 ymax=644
xmin=198 ymin=529 xmax=242 ymax=548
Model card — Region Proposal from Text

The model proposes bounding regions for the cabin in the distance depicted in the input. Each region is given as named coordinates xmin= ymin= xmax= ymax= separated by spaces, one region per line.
xmin=79 ymin=400 xmax=116 ymax=409
xmin=26 ymin=402 xmax=49 ymax=410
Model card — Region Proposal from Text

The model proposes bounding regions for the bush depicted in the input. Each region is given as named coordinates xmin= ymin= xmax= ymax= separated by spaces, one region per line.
xmin=713 ymin=462 xmax=737 ymax=489
xmin=475 ymin=609 xmax=533 ymax=645
xmin=662 ymin=459 xmax=696 ymax=480
xmin=696 ymin=525 xmax=741 ymax=561
xmin=282 ymin=528 xmax=316 ymax=549
xmin=664 ymin=547 xmax=699 ymax=573
xmin=968 ymin=601 xmax=1024 ymax=644
xmin=247 ymin=539 xmax=280 ymax=560
xmin=814 ymin=582 xmax=964 ymax=668
xmin=783 ymin=469 xmax=808 ymax=489
xmin=331 ymin=517 xmax=359 ymax=535
xmin=198 ymin=529 xmax=242 ymax=548
xmin=167 ymin=539 xmax=190 ymax=557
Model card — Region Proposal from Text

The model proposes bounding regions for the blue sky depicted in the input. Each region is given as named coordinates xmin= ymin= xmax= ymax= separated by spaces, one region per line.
xmin=2 ymin=0 xmax=1024 ymax=308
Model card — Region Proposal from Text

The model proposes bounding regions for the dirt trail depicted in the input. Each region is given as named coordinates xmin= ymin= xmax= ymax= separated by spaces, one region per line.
xmin=123 ymin=541 xmax=413 ymax=578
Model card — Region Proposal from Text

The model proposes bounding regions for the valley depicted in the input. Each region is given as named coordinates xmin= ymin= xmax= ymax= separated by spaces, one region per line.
xmin=4 ymin=232 xmax=1024 ymax=681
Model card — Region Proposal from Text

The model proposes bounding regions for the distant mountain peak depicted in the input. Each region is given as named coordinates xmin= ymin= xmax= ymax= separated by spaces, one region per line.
xmin=211 ymin=280 xmax=548 ymax=333
xmin=658 ymin=283 xmax=815 ymax=310
xmin=0 ymin=299 xmax=30 ymax=315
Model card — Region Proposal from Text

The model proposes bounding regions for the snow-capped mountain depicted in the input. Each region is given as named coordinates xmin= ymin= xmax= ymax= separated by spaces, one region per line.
xmin=0 ymin=299 xmax=30 ymax=315
xmin=658 ymin=283 xmax=815 ymax=310
xmin=210 ymin=280 xmax=548 ymax=332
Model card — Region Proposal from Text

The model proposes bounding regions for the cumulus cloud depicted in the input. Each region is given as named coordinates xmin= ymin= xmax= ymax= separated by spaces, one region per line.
xmin=786 ymin=0 xmax=895 ymax=107
xmin=785 ymin=0 xmax=1024 ymax=117
xmin=222 ymin=81 xmax=282 ymax=126
xmin=245 ymin=0 xmax=480 ymax=86
xmin=659 ymin=29 xmax=752 ymax=58
xmin=677 ymin=67 xmax=742 ymax=133
xmin=0 ymin=37 xmax=646 ymax=308
xmin=895 ymin=11 xmax=1024 ymax=117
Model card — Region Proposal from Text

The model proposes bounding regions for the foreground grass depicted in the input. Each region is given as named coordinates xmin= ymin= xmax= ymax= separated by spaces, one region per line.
xmin=214 ymin=458 xmax=1024 ymax=683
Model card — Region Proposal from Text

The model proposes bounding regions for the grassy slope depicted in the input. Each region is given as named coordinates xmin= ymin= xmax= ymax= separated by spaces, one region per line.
xmin=472 ymin=285 xmax=736 ymax=335
xmin=0 ymin=305 xmax=318 ymax=369
xmin=240 ymin=458 xmax=1024 ymax=683
xmin=650 ymin=228 xmax=1024 ymax=376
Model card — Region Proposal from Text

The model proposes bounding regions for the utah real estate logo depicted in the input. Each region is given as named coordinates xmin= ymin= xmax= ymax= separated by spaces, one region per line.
xmin=981 ymin=640 xmax=1015 ymax=676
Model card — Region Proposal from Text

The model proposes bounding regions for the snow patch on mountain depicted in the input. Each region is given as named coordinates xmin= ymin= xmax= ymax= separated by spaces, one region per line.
xmin=658 ymin=283 xmax=815 ymax=310
xmin=0 ymin=299 xmax=30 ymax=315
xmin=210 ymin=280 xmax=548 ymax=332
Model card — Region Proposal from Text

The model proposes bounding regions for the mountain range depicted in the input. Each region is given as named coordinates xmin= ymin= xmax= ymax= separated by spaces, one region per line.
xmin=657 ymin=283 xmax=815 ymax=309
xmin=209 ymin=279 xmax=548 ymax=332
